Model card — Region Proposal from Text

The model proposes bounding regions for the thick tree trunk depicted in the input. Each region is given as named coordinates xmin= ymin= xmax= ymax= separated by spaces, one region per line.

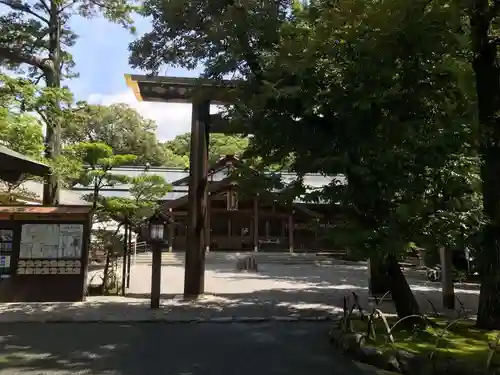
xmin=368 ymin=257 xmax=391 ymax=299
xmin=42 ymin=1 xmax=61 ymax=205
xmin=385 ymin=254 xmax=421 ymax=321
xmin=471 ymin=1 xmax=500 ymax=329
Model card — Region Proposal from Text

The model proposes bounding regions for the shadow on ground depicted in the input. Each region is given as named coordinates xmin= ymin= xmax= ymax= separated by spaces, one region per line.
xmin=0 ymin=322 xmax=387 ymax=375
xmin=0 ymin=287 xmax=345 ymax=322
xmin=126 ymin=261 xmax=479 ymax=318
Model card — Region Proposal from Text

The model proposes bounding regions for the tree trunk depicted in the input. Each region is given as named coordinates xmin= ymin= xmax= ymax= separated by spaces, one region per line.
xmin=385 ymin=254 xmax=421 ymax=321
xmin=42 ymin=0 xmax=61 ymax=205
xmin=470 ymin=1 xmax=500 ymax=329
xmin=440 ymin=247 xmax=455 ymax=310
xmin=368 ymin=257 xmax=391 ymax=299
xmin=102 ymin=249 xmax=111 ymax=293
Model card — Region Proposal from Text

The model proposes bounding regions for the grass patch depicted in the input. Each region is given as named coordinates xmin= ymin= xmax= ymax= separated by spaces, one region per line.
xmin=350 ymin=317 xmax=500 ymax=367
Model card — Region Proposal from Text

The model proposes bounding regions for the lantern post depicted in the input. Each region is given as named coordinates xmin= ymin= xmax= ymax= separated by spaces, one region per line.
xmin=147 ymin=212 xmax=167 ymax=309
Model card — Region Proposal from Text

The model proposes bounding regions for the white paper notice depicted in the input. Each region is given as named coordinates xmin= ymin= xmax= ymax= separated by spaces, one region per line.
xmin=20 ymin=224 xmax=60 ymax=259
xmin=59 ymin=224 xmax=83 ymax=258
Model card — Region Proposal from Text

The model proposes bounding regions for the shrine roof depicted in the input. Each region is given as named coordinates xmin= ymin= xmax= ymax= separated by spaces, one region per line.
xmin=67 ymin=156 xmax=345 ymax=203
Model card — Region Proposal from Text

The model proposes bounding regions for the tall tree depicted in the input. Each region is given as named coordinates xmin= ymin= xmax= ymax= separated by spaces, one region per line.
xmin=0 ymin=0 xmax=137 ymax=204
xmin=63 ymin=104 xmax=167 ymax=166
xmin=469 ymin=0 xmax=500 ymax=328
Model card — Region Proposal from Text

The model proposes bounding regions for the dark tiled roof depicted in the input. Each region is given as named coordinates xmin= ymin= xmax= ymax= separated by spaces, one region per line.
xmin=69 ymin=163 xmax=345 ymax=203
xmin=20 ymin=181 xmax=89 ymax=205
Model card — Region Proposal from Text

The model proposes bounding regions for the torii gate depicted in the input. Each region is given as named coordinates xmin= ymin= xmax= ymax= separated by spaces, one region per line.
xmin=125 ymin=74 xmax=239 ymax=299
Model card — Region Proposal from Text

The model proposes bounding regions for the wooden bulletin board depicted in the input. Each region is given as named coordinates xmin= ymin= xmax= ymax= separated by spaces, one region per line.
xmin=0 ymin=205 xmax=92 ymax=302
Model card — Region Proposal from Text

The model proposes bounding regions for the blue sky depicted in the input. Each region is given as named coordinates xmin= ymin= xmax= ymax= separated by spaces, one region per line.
xmin=67 ymin=15 xmax=204 ymax=141
xmin=0 ymin=7 xmax=214 ymax=141
xmin=68 ymin=15 xmax=197 ymax=100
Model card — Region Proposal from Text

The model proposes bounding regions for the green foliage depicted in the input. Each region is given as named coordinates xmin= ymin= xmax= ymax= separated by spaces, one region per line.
xmin=0 ymin=0 xmax=137 ymax=79
xmin=62 ymin=104 xmax=167 ymax=166
xmin=130 ymin=0 xmax=289 ymax=77
xmin=0 ymin=111 xmax=44 ymax=159
xmin=64 ymin=142 xmax=137 ymax=209
xmin=162 ymin=132 xmax=250 ymax=167
xmin=0 ymin=73 xmax=74 ymax=126
xmin=129 ymin=174 xmax=171 ymax=204
xmin=47 ymin=154 xmax=84 ymax=188
xmin=0 ymin=84 xmax=46 ymax=197
xmin=131 ymin=0 xmax=481 ymax=262
xmin=102 ymin=174 xmax=171 ymax=225
xmin=0 ymin=0 xmax=139 ymax=204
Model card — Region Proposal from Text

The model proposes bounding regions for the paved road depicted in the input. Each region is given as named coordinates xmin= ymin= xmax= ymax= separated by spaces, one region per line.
xmin=0 ymin=322 xmax=388 ymax=375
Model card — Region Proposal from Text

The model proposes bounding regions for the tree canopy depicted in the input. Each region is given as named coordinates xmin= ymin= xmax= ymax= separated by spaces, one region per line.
xmin=130 ymin=0 xmax=485 ymax=322
xmin=63 ymin=103 xmax=166 ymax=166
xmin=162 ymin=132 xmax=249 ymax=167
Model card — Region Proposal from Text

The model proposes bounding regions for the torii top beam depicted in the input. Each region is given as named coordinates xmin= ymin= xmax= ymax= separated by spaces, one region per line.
xmin=124 ymin=74 xmax=238 ymax=105
xmin=124 ymin=74 xmax=246 ymax=134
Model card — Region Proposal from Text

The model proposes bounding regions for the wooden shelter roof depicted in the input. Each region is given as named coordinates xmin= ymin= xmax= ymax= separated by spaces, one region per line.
xmin=0 ymin=205 xmax=91 ymax=214
xmin=0 ymin=145 xmax=50 ymax=183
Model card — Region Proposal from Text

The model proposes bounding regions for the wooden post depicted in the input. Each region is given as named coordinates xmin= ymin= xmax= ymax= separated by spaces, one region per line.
xmin=205 ymin=194 xmax=211 ymax=253
xmin=184 ymin=100 xmax=209 ymax=299
xmin=440 ymin=247 xmax=455 ymax=310
xmin=151 ymin=242 xmax=162 ymax=309
xmin=253 ymin=195 xmax=259 ymax=252
xmin=132 ymin=240 xmax=137 ymax=265
xmin=288 ymin=214 xmax=294 ymax=253
xmin=121 ymin=222 xmax=128 ymax=296
xmin=281 ymin=219 xmax=286 ymax=247
xmin=126 ymin=222 xmax=132 ymax=288
xmin=168 ymin=208 xmax=174 ymax=252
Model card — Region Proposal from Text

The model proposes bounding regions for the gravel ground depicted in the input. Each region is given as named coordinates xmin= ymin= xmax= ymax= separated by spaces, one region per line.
xmin=0 ymin=262 xmax=479 ymax=322
xmin=126 ymin=261 xmax=479 ymax=316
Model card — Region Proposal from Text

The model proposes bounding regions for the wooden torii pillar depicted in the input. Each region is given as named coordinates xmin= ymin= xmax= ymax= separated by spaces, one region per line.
xmin=184 ymin=100 xmax=210 ymax=298
xmin=124 ymin=74 xmax=238 ymax=299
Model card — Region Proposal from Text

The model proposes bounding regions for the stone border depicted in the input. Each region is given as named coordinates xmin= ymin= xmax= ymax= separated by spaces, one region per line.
xmin=0 ymin=315 xmax=336 ymax=324
xmin=328 ymin=318 xmax=487 ymax=375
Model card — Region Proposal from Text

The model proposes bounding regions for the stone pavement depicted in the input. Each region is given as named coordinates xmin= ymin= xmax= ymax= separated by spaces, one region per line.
xmin=0 ymin=322 xmax=394 ymax=375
